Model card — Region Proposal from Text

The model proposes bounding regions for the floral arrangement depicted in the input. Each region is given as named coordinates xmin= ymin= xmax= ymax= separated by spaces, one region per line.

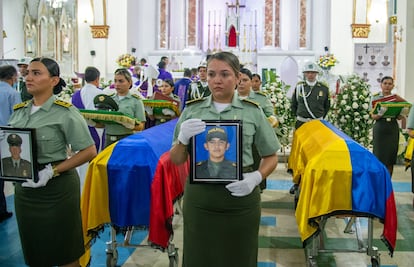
xmin=317 ymin=53 xmax=338 ymax=70
xmin=262 ymin=69 xmax=294 ymax=147
xmin=330 ymin=74 xmax=372 ymax=147
xmin=116 ymin=54 xmax=136 ymax=68
xmin=56 ymin=82 xmax=74 ymax=102
xmin=99 ymin=78 xmax=113 ymax=89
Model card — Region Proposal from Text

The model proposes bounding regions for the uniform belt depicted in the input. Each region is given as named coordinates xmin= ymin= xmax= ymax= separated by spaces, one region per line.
xmin=106 ymin=134 xmax=131 ymax=141
xmin=242 ymin=165 xmax=254 ymax=173
xmin=296 ymin=116 xmax=323 ymax=122
xmin=379 ymin=117 xmax=396 ymax=122
xmin=37 ymin=160 xmax=64 ymax=170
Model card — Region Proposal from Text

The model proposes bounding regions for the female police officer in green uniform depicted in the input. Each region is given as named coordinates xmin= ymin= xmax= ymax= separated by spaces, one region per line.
xmin=8 ymin=57 xmax=97 ymax=267
xmin=170 ymin=52 xmax=280 ymax=267
xmin=102 ymin=68 xmax=146 ymax=147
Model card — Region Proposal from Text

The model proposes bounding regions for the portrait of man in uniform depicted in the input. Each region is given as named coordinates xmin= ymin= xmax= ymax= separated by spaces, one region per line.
xmin=195 ymin=126 xmax=237 ymax=180
xmin=1 ymin=133 xmax=33 ymax=179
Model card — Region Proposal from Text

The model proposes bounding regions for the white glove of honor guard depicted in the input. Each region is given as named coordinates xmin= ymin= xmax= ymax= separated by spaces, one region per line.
xmin=86 ymin=119 xmax=97 ymax=127
xmin=225 ymin=171 xmax=262 ymax=197
xmin=120 ymin=121 xmax=135 ymax=129
xmin=0 ymin=130 xmax=4 ymax=142
xmin=22 ymin=164 xmax=54 ymax=188
xmin=377 ymin=106 xmax=388 ymax=116
xmin=162 ymin=108 xmax=176 ymax=116
xmin=177 ymin=118 xmax=206 ymax=145
xmin=145 ymin=106 xmax=153 ymax=116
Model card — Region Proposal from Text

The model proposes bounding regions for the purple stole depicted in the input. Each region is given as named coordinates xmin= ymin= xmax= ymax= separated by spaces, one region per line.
xmin=71 ymin=90 xmax=105 ymax=152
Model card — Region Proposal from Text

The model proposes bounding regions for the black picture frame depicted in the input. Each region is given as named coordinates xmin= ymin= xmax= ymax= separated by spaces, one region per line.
xmin=0 ymin=127 xmax=38 ymax=183
xmin=190 ymin=120 xmax=242 ymax=184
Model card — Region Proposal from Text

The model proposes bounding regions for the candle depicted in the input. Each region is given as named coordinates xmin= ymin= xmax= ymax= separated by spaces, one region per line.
xmin=219 ymin=10 xmax=221 ymax=25
xmin=393 ymin=0 xmax=397 ymax=14
xmin=214 ymin=10 xmax=216 ymax=25
xmin=208 ymin=10 xmax=211 ymax=26
xmin=255 ymin=9 xmax=257 ymax=25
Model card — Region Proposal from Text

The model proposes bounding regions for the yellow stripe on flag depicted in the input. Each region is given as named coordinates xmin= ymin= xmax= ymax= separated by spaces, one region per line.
xmin=80 ymin=143 xmax=116 ymax=266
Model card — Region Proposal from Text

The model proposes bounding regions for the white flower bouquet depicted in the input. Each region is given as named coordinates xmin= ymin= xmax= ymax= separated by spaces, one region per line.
xmin=262 ymin=69 xmax=295 ymax=147
xmin=330 ymin=74 xmax=372 ymax=147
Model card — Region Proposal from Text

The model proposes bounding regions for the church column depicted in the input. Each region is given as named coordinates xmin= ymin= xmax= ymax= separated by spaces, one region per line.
xmin=186 ymin=0 xmax=200 ymax=49
xmin=158 ymin=0 xmax=169 ymax=49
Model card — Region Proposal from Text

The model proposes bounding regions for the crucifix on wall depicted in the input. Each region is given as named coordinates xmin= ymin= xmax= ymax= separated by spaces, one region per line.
xmin=225 ymin=1 xmax=245 ymax=48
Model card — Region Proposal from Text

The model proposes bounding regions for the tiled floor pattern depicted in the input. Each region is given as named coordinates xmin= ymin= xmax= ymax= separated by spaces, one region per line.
xmin=1 ymin=164 xmax=413 ymax=266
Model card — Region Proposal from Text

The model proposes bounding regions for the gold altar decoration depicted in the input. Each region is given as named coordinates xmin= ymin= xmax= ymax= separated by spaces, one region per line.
xmin=351 ymin=23 xmax=371 ymax=38
xmin=90 ymin=25 xmax=109 ymax=38
xmin=351 ymin=0 xmax=371 ymax=38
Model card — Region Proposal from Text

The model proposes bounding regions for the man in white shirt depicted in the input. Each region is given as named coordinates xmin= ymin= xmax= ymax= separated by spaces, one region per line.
xmin=72 ymin=66 xmax=103 ymax=110
xmin=72 ymin=66 xmax=104 ymax=150
xmin=71 ymin=67 xmax=105 ymax=191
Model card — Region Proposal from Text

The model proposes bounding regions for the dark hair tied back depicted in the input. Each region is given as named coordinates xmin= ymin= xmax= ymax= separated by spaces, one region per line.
xmin=53 ymin=78 xmax=66 ymax=94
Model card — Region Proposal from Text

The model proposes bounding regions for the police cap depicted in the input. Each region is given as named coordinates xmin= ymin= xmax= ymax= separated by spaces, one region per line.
xmin=206 ymin=127 xmax=227 ymax=142
xmin=198 ymin=61 xmax=207 ymax=71
xmin=302 ymin=62 xmax=320 ymax=73
xmin=17 ymin=57 xmax=33 ymax=66
xmin=7 ymin=134 xmax=22 ymax=146
xmin=93 ymin=94 xmax=119 ymax=111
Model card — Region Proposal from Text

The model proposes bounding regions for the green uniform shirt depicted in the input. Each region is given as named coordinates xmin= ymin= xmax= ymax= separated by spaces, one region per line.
xmin=8 ymin=96 xmax=94 ymax=164
xmin=105 ymin=93 xmax=146 ymax=135
xmin=244 ymin=90 xmax=274 ymax=117
xmin=174 ymin=95 xmax=281 ymax=167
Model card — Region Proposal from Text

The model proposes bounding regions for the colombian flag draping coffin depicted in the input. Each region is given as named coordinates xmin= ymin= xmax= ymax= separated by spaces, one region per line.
xmin=289 ymin=120 xmax=397 ymax=255
xmin=80 ymin=119 xmax=187 ymax=266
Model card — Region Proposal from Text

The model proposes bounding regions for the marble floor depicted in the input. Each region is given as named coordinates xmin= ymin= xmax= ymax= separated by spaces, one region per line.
xmin=1 ymin=163 xmax=414 ymax=267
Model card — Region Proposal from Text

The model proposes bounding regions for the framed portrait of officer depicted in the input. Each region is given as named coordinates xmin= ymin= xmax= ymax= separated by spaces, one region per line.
xmin=190 ymin=120 xmax=242 ymax=184
xmin=0 ymin=127 xmax=38 ymax=182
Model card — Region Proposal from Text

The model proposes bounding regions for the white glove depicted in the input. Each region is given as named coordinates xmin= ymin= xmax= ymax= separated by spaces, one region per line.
xmin=145 ymin=106 xmax=153 ymax=115
xmin=22 ymin=164 xmax=54 ymax=188
xmin=86 ymin=119 xmax=97 ymax=127
xmin=177 ymin=118 xmax=206 ymax=145
xmin=162 ymin=108 xmax=176 ymax=116
xmin=400 ymin=107 xmax=409 ymax=117
xmin=377 ymin=106 xmax=387 ymax=116
xmin=120 ymin=121 xmax=135 ymax=129
xmin=0 ymin=130 xmax=4 ymax=142
xmin=225 ymin=171 xmax=262 ymax=197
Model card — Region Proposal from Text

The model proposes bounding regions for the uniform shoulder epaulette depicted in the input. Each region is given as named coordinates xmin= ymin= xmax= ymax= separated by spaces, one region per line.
xmin=318 ymin=81 xmax=329 ymax=88
xmin=242 ymin=98 xmax=260 ymax=107
xmin=131 ymin=94 xmax=142 ymax=100
xmin=231 ymin=162 xmax=237 ymax=167
xmin=196 ymin=161 xmax=205 ymax=166
xmin=296 ymin=81 xmax=306 ymax=86
xmin=185 ymin=97 xmax=206 ymax=106
xmin=373 ymin=92 xmax=380 ymax=96
xmin=255 ymin=91 xmax=268 ymax=97
xmin=13 ymin=101 xmax=30 ymax=111
xmin=54 ymin=99 xmax=72 ymax=108
xmin=108 ymin=93 xmax=116 ymax=97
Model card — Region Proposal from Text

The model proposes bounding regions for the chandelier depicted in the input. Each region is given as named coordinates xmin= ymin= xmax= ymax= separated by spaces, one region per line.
xmin=46 ymin=0 xmax=68 ymax=9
